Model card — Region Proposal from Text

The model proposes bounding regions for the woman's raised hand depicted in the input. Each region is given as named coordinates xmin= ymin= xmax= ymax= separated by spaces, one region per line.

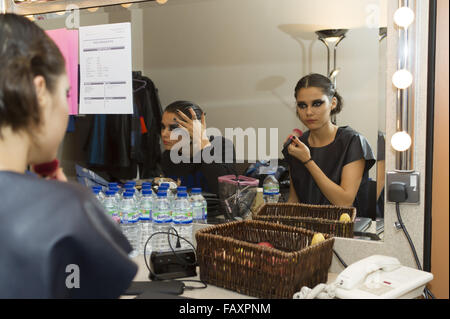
xmin=175 ymin=108 xmax=211 ymax=150
xmin=287 ymin=136 xmax=311 ymax=164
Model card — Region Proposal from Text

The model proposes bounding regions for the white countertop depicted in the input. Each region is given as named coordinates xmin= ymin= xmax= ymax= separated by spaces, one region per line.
xmin=123 ymin=254 xmax=337 ymax=299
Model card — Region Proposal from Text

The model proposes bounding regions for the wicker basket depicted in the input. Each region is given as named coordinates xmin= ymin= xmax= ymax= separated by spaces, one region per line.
xmin=195 ymin=220 xmax=334 ymax=299
xmin=253 ymin=203 xmax=356 ymax=238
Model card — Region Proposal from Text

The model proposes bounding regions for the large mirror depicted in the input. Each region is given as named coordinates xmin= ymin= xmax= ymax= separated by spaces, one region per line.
xmin=23 ymin=0 xmax=387 ymax=240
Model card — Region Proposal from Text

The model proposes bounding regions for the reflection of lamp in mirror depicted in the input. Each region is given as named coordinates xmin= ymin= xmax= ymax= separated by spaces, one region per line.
xmin=315 ymin=29 xmax=348 ymax=124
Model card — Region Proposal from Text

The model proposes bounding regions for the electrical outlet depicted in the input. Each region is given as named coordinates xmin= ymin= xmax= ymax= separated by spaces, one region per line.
xmin=386 ymin=171 xmax=420 ymax=204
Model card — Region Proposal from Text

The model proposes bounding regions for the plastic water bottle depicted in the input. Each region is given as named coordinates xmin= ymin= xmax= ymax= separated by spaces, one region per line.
xmin=190 ymin=188 xmax=206 ymax=223
xmin=108 ymin=182 xmax=118 ymax=190
xmin=177 ymin=186 xmax=187 ymax=195
xmin=109 ymin=186 xmax=121 ymax=203
xmin=201 ymin=195 xmax=208 ymax=223
xmin=91 ymin=186 xmax=104 ymax=203
xmin=152 ymin=191 xmax=173 ymax=252
xmin=120 ymin=192 xmax=141 ymax=258
xmin=263 ymin=173 xmax=280 ymax=203
xmin=141 ymin=182 xmax=152 ymax=196
xmin=161 ymin=183 xmax=175 ymax=204
xmin=139 ymin=189 xmax=153 ymax=255
xmin=124 ymin=186 xmax=139 ymax=207
xmin=103 ymin=190 xmax=120 ymax=223
xmin=171 ymin=191 xmax=193 ymax=250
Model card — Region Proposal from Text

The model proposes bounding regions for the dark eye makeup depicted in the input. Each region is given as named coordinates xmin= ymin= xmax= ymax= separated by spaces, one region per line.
xmin=297 ymin=99 xmax=325 ymax=109
xmin=161 ymin=123 xmax=180 ymax=131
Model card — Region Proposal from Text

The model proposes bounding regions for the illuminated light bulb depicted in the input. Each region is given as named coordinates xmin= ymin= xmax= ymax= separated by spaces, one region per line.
xmin=394 ymin=7 xmax=415 ymax=28
xmin=121 ymin=4 xmax=133 ymax=8
xmin=391 ymin=131 xmax=412 ymax=152
xmin=324 ymin=37 xmax=340 ymax=44
xmin=392 ymin=69 xmax=413 ymax=89
xmin=55 ymin=11 xmax=65 ymax=16
xmin=25 ymin=15 xmax=35 ymax=21
xmin=156 ymin=0 xmax=168 ymax=4
xmin=87 ymin=7 xmax=99 ymax=12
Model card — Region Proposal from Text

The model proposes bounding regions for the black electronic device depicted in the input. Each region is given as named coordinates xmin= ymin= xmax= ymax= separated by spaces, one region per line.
xmin=149 ymin=249 xmax=197 ymax=281
xmin=124 ymin=280 xmax=185 ymax=296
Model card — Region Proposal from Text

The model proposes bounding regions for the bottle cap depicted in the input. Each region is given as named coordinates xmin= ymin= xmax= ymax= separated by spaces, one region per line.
xmin=105 ymin=190 xmax=115 ymax=196
xmin=177 ymin=186 xmax=187 ymax=191
xmin=142 ymin=189 xmax=152 ymax=196
xmin=123 ymin=192 xmax=134 ymax=198
xmin=108 ymin=182 xmax=118 ymax=188
xmin=177 ymin=192 xmax=187 ymax=198
xmin=157 ymin=191 xmax=167 ymax=197
xmin=142 ymin=182 xmax=152 ymax=187
xmin=191 ymin=188 xmax=202 ymax=194
xmin=92 ymin=188 xmax=100 ymax=194
xmin=142 ymin=184 xmax=152 ymax=189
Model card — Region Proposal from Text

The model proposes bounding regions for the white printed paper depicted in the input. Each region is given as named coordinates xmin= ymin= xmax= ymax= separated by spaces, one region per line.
xmin=79 ymin=23 xmax=133 ymax=114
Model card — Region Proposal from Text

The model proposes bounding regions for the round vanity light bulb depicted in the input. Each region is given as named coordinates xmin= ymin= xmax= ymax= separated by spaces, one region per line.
xmin=156 ymin=0 xmax=168 ymax=4
xmin=392 ymin=69 xmax=413 ymax=89
xmin=391 ymin=131 xmax=412 ymax=152
xmin=394 ymin=7 xmax=415 ymax=28
xmin=87 ymin=7 xmax=99 ymax=12
xmin=121 ymin=4 xmax=133 ymax=8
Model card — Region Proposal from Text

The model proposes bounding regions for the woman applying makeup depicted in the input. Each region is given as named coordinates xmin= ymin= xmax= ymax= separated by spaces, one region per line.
xmin=283 ymin=74 xmax=375 ymax=217
xmin=160 ymin=100 xmax=236 ymax=195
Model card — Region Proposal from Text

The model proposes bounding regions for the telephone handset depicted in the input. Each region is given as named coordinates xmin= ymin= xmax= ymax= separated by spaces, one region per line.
xmin=333 ymin=255 xmax=433 ymax=299
xmin=335 ymin=255 xmax=401 ymax=290
xmin=293 ymin=255 xmax=433 ymax=299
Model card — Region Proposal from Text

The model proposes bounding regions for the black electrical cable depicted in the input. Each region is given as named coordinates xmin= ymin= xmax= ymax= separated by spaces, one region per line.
xmin=333 ymin=249 xmax=348 ymax=268
xmin=395 ymin=202 xmax=435 ymax=299
xmin=143 ymin=227 xmax=207 ymax=290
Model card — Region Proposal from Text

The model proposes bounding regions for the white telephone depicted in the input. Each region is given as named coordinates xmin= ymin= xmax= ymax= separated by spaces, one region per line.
xmin=334 ymin=255 xmax=433 ymax=299
xmin=293 ymin=255 xmax=433 ymax=299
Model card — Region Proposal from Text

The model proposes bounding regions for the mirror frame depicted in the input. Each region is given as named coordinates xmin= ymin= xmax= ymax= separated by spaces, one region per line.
xmin=3 ymin=0 xmax=433 ymax=273
xmin=2 ymin=0 xmax=151 ymax=15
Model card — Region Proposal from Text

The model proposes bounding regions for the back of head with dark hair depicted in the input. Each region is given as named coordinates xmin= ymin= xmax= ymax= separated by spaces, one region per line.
xmin=0 ymin=13 xmax=66 ymax=137
xmin=294 ymin=73 xmax=344 ymax=115
xmin=164 ymin=100 xmax=204 ymax=120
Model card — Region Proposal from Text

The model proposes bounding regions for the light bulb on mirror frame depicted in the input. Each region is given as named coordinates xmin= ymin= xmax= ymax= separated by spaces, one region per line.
xmin=391 ymin=131 xmax=412 ymax=152
xmin=392 ymin=69 xmax=413 ymax=89
xmin=156 ymin=0 xmax=168 ymax=4
xmin=394 ymin=7 xmax=415 ymax=28
xmin=121 ymin=3 xmax=133 ymax=8
xmin=87 ymin=7 xmax=99 ymax=13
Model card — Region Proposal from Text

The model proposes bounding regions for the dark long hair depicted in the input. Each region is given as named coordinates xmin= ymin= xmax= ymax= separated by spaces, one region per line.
xmin=0 ymin=13 xmax=66 ymax=137
xmin=294 ymin=73 xmax=344 ymax=115
xmin=164 ymin=100 xmax=204 ymax=120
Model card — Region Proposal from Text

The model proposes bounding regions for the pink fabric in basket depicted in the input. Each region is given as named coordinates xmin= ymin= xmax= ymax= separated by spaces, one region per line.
xmin=218 ymin=175 xmax=259 ymax=186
